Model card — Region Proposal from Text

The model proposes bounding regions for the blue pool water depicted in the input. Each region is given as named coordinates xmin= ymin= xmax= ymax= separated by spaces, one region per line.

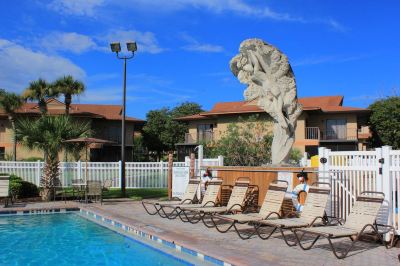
xmin=0 ymin=213 xmax=191 ymax=266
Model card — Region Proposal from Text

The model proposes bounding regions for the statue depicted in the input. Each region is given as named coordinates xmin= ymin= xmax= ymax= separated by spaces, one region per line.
xmin=230 ymin=38 xmax=302 ymax=165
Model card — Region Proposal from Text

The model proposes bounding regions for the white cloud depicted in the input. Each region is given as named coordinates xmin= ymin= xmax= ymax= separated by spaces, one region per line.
xmin=102 ymin=30 xmax=164 ymax=54
xmin=181 ymin=34 xmax=224 ymax=53
xmin=48 ymin=0 xmax=105 ymax=17
xmin=124 ymin=0 xmax=302 ymax=21
xmin=0 ymin=39 xmax=85 ymax=92
xmin=40 ymin=32 xmax=98 ymax=54
xmin=292 ymin=54 xmax=368 ymax=67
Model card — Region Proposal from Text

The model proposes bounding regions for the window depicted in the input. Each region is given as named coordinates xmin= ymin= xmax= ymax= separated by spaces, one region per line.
xmin=0 ymin=147 xmax=5 ymax=160
xmin=197 ymin=124 xmax=213 ymax=142
xmin=326 ymin=119 xmax=347 ymax=140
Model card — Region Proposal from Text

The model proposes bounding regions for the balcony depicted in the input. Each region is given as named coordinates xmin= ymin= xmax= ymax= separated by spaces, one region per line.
xmin=305 ymin=127 xmax=357 ymax=141
xmin=184 ymin=130 xmax=214 ymax=144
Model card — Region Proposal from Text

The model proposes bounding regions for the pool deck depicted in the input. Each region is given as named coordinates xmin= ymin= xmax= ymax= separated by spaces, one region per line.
xmin=1 ymin=200 xmax=399 ymax=266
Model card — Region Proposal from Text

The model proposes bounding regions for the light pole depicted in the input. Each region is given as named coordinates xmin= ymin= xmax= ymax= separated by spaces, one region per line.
xmin=110 ymin=41 xmax=137 ymax=197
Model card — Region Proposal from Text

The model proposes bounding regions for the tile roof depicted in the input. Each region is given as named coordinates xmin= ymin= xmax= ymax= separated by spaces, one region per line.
xmin=0 ymin=98 xmax=144 ymax=122
xmin=176 ymin=95 xmax=369 ymax=120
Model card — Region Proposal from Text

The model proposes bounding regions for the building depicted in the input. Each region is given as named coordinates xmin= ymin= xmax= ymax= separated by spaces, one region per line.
xmin=175 ymin=96 xmax=371 ymax=160
xmin=0 ymin=98 xmax=145 ymax=161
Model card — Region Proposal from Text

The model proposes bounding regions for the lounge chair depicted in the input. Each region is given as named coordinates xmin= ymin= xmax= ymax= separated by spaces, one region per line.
xmin=142 ymin=179 xmax=200 ymax=216
xmin=252 ymin=182 xmax=331 ymax=246
xmin=293 ymin=191 xmax=396 ymax=259
xmin=210 ymin=180 xmax=288 ymax=239
xmin=179 ymin=178 xmax=250 ymax=225
xmin=162 ymin=179 xmax=223 ymax=220
xmin=0 ymin=175 xmax=11 ymax=207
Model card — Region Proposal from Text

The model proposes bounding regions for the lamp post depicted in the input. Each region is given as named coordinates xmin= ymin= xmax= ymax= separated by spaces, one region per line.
xmin=110 ymin=41 xmax=137 ymax=197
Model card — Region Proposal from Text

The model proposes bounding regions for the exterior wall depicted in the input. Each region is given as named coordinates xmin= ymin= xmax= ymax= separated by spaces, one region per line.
xmin=0 ymin=116 xmax=137 ymax=161
xmin=184 ymin=111 xmax=368 ymax=154
xmin=215 ymin=113 xmax=273 ymax=140
xmin=92 ymin=120 xmax=135 ymax=146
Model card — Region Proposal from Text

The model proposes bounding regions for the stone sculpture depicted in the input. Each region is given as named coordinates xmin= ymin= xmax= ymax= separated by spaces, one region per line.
xmin=230 ymin=38 xmax=302 ymax=165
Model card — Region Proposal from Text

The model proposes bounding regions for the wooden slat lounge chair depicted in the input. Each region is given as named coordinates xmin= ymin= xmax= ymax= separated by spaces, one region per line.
xmin=142 ymin=179 xmax=200 ymax=217
xmin=252 ymin=182 xmax=331 ymax=246
xmin=210 ymin=180 xmax=288 ymax=239
xmin=0 ymin=175 xmax=11 ymax=207
xmin=293 ymin=191 xmax=396 ymax=259
xmin=162 ymin=179 xmax=223 ymax=220
xmin=179 ymin=178 xmax=250 ymax=225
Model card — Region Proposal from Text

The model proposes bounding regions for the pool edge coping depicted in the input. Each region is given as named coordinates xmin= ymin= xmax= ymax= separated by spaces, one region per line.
xmin=79 ymin=207 xmax=234 ymax=266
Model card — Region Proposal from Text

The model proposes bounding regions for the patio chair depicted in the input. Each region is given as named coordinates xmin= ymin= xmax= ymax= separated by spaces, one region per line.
xmin=293 ymin=191 xmax=396 ymax=259
xmin=86 ymin=180 xmax=102 ymax=205
xmin=179 ymin=177 xmax=250 ymax=225
xmin=251 ymin=182 xmax=331 ymax=246
xmin=142 ymin=179 xmax=200 ymax=216
xmin=102 ymin=179 xmax=113 ymax=192
xmin=71 ymin=178 xmax=85 ymax=201
xmin=210 ymin=179 xmax=288 ymax=239
xmin=0 ymin=175 xmax=11 ymax=207
xmin=53 ymin=178 xmax=66 ymax=203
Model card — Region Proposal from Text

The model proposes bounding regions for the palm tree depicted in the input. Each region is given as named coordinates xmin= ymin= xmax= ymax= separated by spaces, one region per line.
xmin=15 ymin=115 xmax=91 ymax=200
xmin=52 ymin=75 xmax=85 ymax=115
xmin=22 ymin=78 xmax=54 ymax=115
xmin=0 ymin=89 xmax=23 ymax=161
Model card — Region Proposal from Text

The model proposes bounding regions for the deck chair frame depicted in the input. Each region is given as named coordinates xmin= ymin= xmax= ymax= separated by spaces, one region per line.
xmin=251 ymin=182 xmax=331 ymax=246
xmin=210 ymin=180 xmax=288 ymax=239
xmin=293 ymin=191 xmax=396 ymax=259
xmin=179 ymin=178 xmax=251 ymax=224
xmin=142 ymin=179 xmax=200 ymax=217
xmin=161 ymin=179 xmax=223 ymax=220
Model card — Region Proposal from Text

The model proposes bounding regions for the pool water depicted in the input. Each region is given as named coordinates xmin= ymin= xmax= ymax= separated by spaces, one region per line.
xmin=0 ymin=213 xmax=191 ymax=266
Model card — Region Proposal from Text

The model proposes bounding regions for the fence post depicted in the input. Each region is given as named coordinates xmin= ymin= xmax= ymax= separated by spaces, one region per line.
xmin=190 ymin=153 xmax=195 ymax=178
xmin=185 ymin=156 xmax=190 ymax=167
xmin=167 ymin=153 xmax=173 ymax=200
xmin=77 ymin=161 xmax=81 ymax=181
xmin=159 ymin=160 xmax=164 ymax=188
xmin=381 ymin=146 xmax=392 ymax=241
xmin=118 ymin=160 xmax=122 ymax=190
xmin=36 ymin=160 xmax=41 ymax=187
xmin=217 ymin=155 xmax=224 ymax=166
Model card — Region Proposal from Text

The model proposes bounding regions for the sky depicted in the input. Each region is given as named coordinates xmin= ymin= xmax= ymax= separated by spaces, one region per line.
xmin=0 ymin=0 xmax=399 ymax=120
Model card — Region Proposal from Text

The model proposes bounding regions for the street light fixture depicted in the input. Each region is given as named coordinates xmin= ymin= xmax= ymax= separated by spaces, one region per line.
xmin=110 ymin=41 xmax=137 ymax=197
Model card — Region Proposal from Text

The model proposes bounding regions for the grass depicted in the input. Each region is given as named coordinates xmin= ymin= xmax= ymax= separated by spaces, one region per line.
xmin=102 ymin=188 xmax=168 ymax=200
xmin=58 ymin=187 xmax=168 ymax=201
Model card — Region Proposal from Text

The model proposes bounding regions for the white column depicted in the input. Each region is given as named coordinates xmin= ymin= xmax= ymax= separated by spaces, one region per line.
xmin=380 ymin=146 xmax=392 ymax=241
xmin=36 ymin=160 xmax=41 ymax=187
xmin=217 ymin=155 xmax=224 ymax=166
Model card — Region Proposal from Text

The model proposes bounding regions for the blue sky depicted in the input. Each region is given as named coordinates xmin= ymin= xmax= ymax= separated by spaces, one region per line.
xmin=0 ymin=0 xmax=399 ymax=119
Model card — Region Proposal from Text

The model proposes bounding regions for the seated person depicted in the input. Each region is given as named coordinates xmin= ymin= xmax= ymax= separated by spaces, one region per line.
xmin=291 ymin=171 xmax=309 ymax=212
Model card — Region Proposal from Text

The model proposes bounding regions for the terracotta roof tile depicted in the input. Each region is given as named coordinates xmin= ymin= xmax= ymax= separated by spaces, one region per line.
xmin=1 ymin=98 xmax=144 ymax=122
xmin=176 ymin=95 xmax=369 ymax=120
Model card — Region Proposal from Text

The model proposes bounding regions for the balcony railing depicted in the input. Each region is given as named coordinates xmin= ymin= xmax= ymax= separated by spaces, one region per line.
xmin=184 ymin=130 xmax=214 ymax=144
xmin=198 ymin=130 xmax=213 ymax=143
xmin=305 ymin=127 xmax=357 ymax=141
xmin=305 ymin=127 xmax=320 ymax=140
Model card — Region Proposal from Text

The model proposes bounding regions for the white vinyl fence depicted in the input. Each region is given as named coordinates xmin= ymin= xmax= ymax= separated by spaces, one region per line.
xmin=0 ymin=158 xmax=222 ymax=189
xmin=318 ymin=146 xmax=400 ymax=236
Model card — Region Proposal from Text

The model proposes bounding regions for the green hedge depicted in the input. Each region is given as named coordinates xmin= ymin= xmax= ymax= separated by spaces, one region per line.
xmin=0 ymin=173 xmax=39 ymax=198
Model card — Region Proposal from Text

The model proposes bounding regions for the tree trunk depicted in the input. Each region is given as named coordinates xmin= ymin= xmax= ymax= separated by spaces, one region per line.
xmin=39 ymin=99 xmax=47 ymax=115
xmin=65 ymin=94 xmax=71 ymax=115
xmin=41 ymin=155 xmax=60 ymax=201
xmin=9 ymin=115 xmax=16 ymax=161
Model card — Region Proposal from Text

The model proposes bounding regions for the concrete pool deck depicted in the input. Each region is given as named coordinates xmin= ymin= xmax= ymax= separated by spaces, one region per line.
xmin=1 ymin=200 xmax=399 ymax=266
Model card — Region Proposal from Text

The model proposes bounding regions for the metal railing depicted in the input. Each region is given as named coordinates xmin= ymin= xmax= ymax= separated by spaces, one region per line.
xmin=305 ymin=127 xmax=320 ymax=139
xmin=184 ymin=130 xmax=214 ymax=144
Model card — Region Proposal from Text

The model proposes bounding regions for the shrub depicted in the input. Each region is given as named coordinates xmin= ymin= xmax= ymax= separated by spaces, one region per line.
xmin=0 ymin=173 xmax=39 ymax=198
xmin=21 ymin=157 xmax=43 ymax=162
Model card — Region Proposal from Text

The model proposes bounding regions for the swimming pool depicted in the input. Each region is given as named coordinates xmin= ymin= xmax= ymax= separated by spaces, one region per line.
xmin=0 ymin=213 xmax=192 ymax=266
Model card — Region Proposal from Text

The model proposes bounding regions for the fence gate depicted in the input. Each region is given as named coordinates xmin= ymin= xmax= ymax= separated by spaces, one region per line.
xmin=318 ymin=146 xmax=399 ymax=237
